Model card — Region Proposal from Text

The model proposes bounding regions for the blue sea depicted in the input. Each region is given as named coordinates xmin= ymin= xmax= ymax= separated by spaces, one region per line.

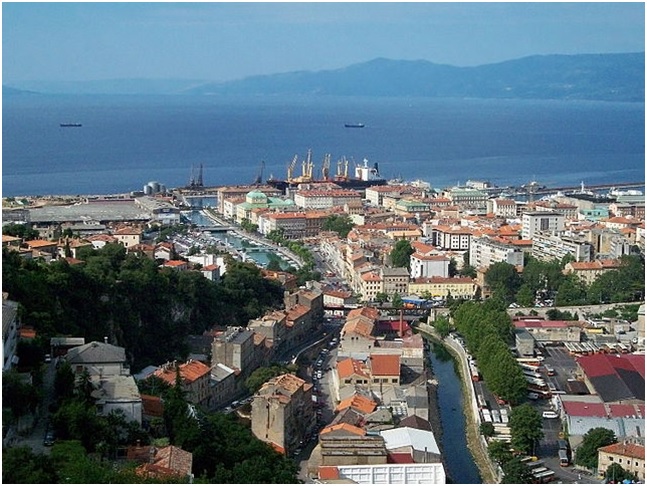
xmin=2 ymin=94 xmax=644 ymax=197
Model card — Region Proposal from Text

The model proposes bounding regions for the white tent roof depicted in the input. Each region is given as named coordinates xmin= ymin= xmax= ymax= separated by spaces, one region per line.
xmin=380 ymin=426 xmax=441 ymax=455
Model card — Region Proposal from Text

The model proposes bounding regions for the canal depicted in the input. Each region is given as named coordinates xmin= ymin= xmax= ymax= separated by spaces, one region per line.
xmin=428 ymin=342 xmax=482 ymax=484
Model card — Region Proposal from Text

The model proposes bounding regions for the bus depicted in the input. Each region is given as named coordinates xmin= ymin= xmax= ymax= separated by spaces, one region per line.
xmin=558 ymin=449 xmax=569 ymax=467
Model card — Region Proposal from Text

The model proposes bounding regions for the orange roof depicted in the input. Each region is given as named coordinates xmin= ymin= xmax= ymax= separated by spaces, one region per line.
xmin=321 ymin=422 xmax=367 ymax=436
xmin=154 ymin=360 xmax=211 ymax=385
xmin=347 ymin=307 xmax=380 ymax=321
xmin=141 ymin=394 xmax=164 ymax=417
xmin=164 ymin=260 xmax=187 ymax=267
xmin=369 ymin=354 xmax=400 ymax=376
xmin=318 ymin=466 xmax=340 ymax=480
xmin=19 ymin=326 xmax=36 ymax=339
xmin=598 ymin=442 xmax=645 ymax=459
xmin=343 ymin=318 xmax=374 ymax=339
xmin=335 ymin=395 xmax=377 ymax=415
xmin=25 ymin=239 xmax=55 ymax=248
xmin=337 ymin=357 xmax=370 ymax=380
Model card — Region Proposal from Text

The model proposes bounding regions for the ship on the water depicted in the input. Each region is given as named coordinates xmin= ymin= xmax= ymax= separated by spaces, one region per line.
xmin=266 ymin=150 xmax=387 ymax=191
xmin=344 ymin=123 xmax=365 ymax=128
xmin=60 ymin=123 xmax=82 ymax=127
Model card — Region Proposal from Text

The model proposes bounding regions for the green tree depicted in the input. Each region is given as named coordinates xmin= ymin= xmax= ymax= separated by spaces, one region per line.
xmin=604 ymin=462 xmax=637 ymax=483
xmin=2 ymin=370 xmax=41 ymax=420
xmin=375 ymin=292 xmax=389 ymax=305
xmin=2 ymin=446 xmax=58 ymax=483
xmin=509 ymin=403 xmax=544 ymax=454
xmin=575 ymin=427 xmax=617 ymax=469
xmin=390 ymin=240 xmax=414 ymax=269
xmin=515 ymin=284 xmax=535 ymax=307
xmin=479 ymin=422 xmax=495 ymax=438
xmin=54 ymin=360 xmax=76 ymax=402
xmin=485 ymin=262 xmax=522 ymax=303
xmin=391 ymin=293 xmax=404 ymax=309
xmin=501 ymin=457 xmax=535 ymax=483
xmin=322 ymin=214 xmax=355 ymax=238
xmin=555 ymin=274 xmax=587 ymax=306
xmin=2 ymin=222 xmax=39 ymax=240
xmin=488 ymin=440 xmax=513 ymax=465
xmin=433 ymin=315 xmax=452 ymax=338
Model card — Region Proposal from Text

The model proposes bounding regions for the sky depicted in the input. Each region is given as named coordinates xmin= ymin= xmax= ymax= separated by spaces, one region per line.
xmin=2 ymin=2 xmax=645 ymax=83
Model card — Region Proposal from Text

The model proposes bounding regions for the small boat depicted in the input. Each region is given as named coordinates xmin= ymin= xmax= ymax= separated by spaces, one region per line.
xmin=344 ymin=123 xmax=365 ymax=128
xmin=60 ymin=123 xmax=82 ymax=127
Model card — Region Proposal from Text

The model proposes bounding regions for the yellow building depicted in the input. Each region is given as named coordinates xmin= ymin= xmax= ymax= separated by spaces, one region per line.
xmin=597 ymin=442 xmax=645 ymax=481
xmin=409 ymin=276 xmax=477 ymax=300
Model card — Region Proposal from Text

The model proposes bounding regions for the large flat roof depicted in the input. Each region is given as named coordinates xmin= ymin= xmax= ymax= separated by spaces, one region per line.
xmin=29 ymin=200 xmax=151 ymax=224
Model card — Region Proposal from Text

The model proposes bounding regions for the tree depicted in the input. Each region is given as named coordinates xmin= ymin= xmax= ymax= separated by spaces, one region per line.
xmin=390 ymin=240 xmax=414 ymax=269
xmin=575 ymin=427 xmax=617 ymax=469
xmin=488 ymin=440 xmax=513 ymax=465
xmin=485 ymin=262 xmax=521 ymax=303
xmin=2 ymin=446 xmax=58 ymax=483
xmin=322 ymin=214 xmax=354 ymax=238
xmin=479 ymin=422 xmax=495 ymax=438
xmin=604 ymin=462 xmax=637 ymax=483
xmin=245 ymin=366 xmax=294 ymax=394
xmin=54 ymin=360 xmax=76 ymax=401
xmin=391 ymin=293 xmax=404 ymax=309
xmin=501 ymin=457 xmax=535 ymax=483
xmin=515 ymin=284 xmax=535 ymax=308
xmin=433 ymin=315 xmax=452 ymax=338
xmin=509 ymin=404 xmax=544 ymax=454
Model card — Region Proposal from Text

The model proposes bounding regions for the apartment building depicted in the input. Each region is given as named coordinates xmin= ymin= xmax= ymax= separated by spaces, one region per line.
xmin=154 ymin=359 xmax=213 ymax=410
xmin=381 ymin=267 xmax=410 ymax=297
xmin=521 ymin=211 xmax=565 ymax=240
xmin=409 ymin=277 xmax=477 ymax=300
xmin=469 ymin=236 xmax=524 ymax=269
xmin=251 ymin=373 xmax=315 ymax=454
xmin=531 ymin=231 xmax=592 ymax=262
xmin=409 ymin=252 xmax=450 ymax=279
xmin=294 ymin=189 xmax=362 ymax=209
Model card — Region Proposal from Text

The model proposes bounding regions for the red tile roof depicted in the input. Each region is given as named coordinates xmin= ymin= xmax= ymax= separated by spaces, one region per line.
xmin=598 ymin=442 xmax=645 ymax=460
xmin=335 ymin=395 xmax=377 ymax=415
xmin=369 ymin=354 xmax=400 ymax=376
xmin=562 ymin=400 xmax=607 ymax=417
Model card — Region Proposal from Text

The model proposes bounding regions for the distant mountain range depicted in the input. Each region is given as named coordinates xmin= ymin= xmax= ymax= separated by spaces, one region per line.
xmin=4 ymin=53 xmax=644 ymax=102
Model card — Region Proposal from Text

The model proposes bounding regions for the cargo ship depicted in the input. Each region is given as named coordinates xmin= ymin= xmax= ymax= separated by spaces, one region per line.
xmin=60 ymin=123 xmax=82 ymax=127
xmin=344 ymin=123 xmax=365 ymax=128
xmin=266 ymin=150 xmax=387 ymax=191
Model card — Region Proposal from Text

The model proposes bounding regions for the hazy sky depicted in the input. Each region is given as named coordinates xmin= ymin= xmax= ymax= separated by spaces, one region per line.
xmin=3 ymin=2 xmax=645 ymax=83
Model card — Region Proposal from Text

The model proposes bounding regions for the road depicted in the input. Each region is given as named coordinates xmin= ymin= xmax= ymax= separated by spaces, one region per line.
xmin=11 ymin=359 xmax=57 ymax=454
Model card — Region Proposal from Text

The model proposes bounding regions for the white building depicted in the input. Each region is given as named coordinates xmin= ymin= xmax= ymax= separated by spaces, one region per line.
xmin=409 ymin=252 xmax=450 ymax=279
xmin=469 ymin=236 xmax=524 ymax=269
xmin=521 ymin=211 xmax=565 ymax=240
xmin=2 ymin=296 xmax=20 ymax=371
xmin=531 ymin=232 xmax=592 ymax=262
xmin=323 ymin=463 xmax=446 ymax=484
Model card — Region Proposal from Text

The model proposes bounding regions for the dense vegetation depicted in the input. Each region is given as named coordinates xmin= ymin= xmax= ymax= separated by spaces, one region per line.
xmin=450 ymin=298 xmax=527 ymax=405
xmin=574 ymin=427 xmax=617 ymax=469
xmin=486 ymin=255 xmax=644 ymax=307
xmin=322 ymin=214 xmax=355 ymax=239
xmin=2 ymin=244 xmax=284 ymax=371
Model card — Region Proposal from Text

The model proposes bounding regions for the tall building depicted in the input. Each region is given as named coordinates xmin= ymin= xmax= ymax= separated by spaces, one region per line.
xmin=251 ymin=373 xmax=315 ymax=454
xmin=521 ymin=211 xmax=565 ymax=240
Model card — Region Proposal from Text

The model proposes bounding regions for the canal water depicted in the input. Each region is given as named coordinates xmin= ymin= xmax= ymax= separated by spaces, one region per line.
xmin=428 ymin=342 xmax=482 ymax=484
xmin=182 ymin=210 xmax=294 ymax=269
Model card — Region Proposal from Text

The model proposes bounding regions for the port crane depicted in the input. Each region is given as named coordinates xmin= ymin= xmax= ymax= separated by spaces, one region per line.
xmin=252 ymin=160 xmax=265 ymax=185
xmin=321 ymin=153 xmax=331 ymax=180
xmin=287 ymin=155 xmax=298 ymax=182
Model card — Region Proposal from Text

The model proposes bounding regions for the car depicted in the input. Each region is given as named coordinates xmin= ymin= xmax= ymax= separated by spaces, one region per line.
xmin=44 ymin=354 xmax=52 ymax=363
xmin=542 ymin=410 xmax=559 ymax=419
xmin=528 ymin=392 xmax=539 ymax=400
xmin=43 ymin=430 xmax=55 ymax=446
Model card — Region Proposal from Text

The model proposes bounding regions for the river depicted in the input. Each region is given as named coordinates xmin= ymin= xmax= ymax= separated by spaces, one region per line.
xmin=428 ymin=342 xmax=482 ymax=484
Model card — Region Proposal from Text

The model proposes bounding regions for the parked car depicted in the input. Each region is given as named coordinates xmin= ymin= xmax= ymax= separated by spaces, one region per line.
xmin=542 ymin=410 xmax=559 ymax=419
xmin=43 ymin=429 xmax=55 ymax=447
